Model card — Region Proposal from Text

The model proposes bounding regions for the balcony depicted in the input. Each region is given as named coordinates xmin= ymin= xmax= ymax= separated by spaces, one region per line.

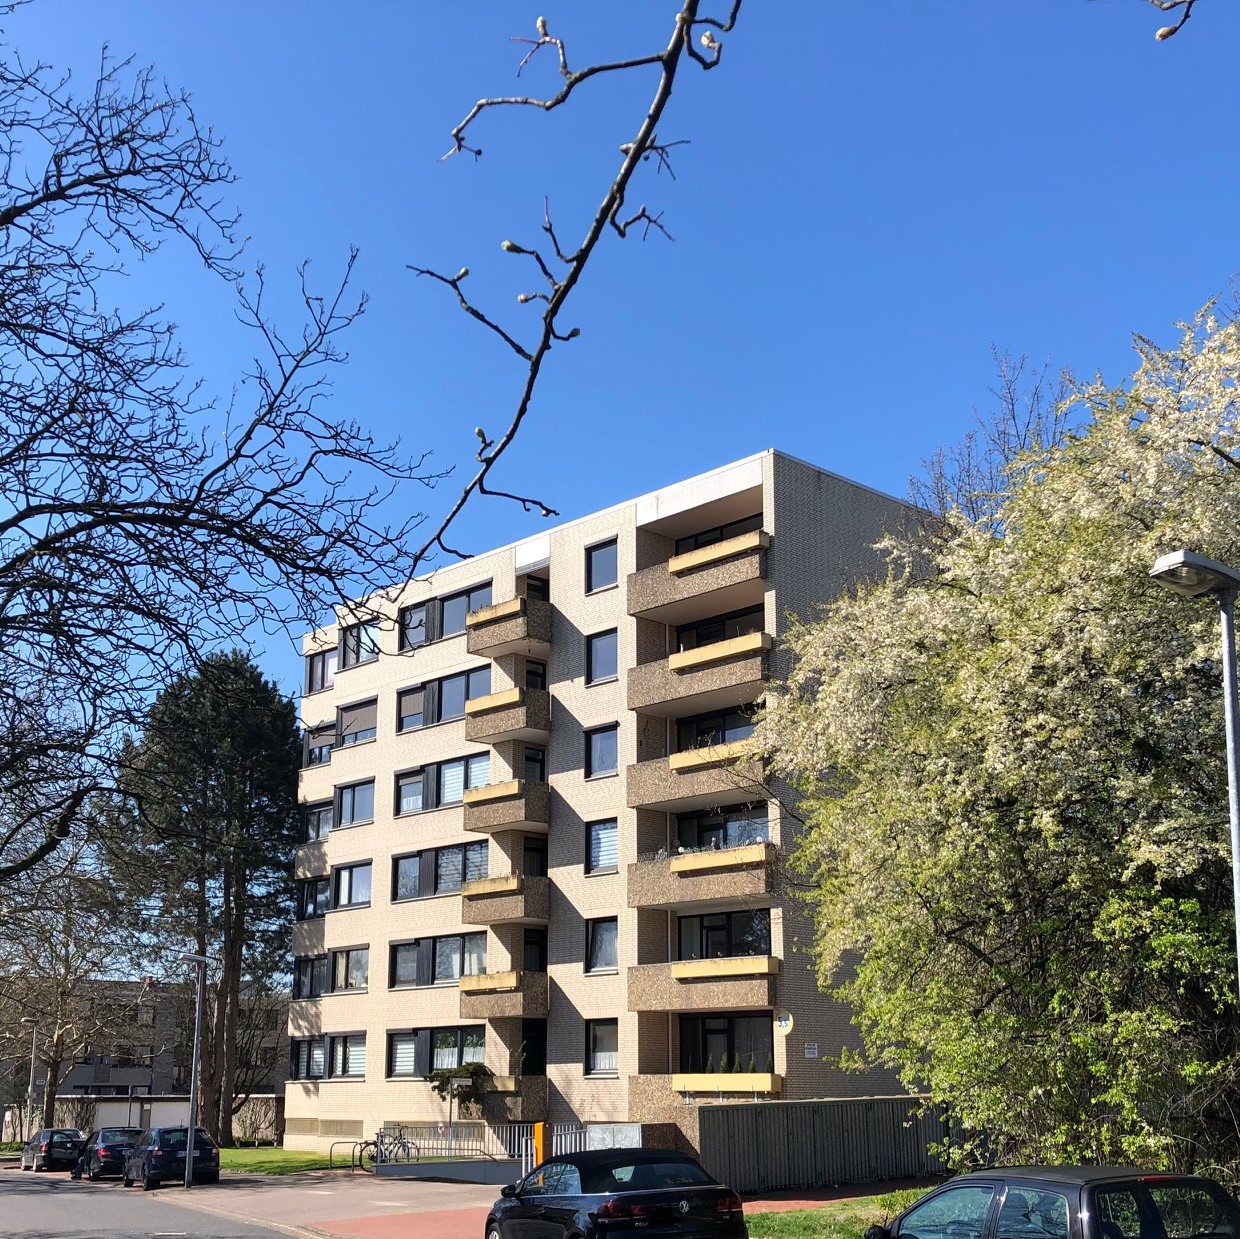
xmin=461 ymin=873 xmax=550 ymax=925
xmin=628 ymin=957 xmax=779 ymax=1013
xmin=628 ymin=530 xmax=769 ymax=625
xmin=467 ymin=597 xmax=552 ymax=659
xmin=628 ymin=631 xmax=772 ymax=717
xmin=483 ymin=1073 xmax=548 ymax=1123
xmin=626 ymin=741 xmax=765 ymax=813
xmin=627 ymin=841 xmax=777 ymax=910
xmin=671 ymin=1072 xmax=782 ymax=1095
xmin=462 ymin=779 xmax=550 ymax=834
xmin=459 ymin=970 xmax=549 ymax=1019
xmin=465 ymin=687 xmax=551 ymax=744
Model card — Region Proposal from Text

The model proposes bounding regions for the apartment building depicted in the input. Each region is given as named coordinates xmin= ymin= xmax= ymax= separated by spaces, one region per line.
xmin=285 ymin=450 xmax=911 ymax=1151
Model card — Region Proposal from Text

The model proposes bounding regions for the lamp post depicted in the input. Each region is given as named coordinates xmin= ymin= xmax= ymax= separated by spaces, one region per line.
xmin=19 ymin=1018 xmax=36 ymax=1140
xmin=178 ymin=952 xmax=213 ymax=1189
xmin=1150 ymin=549 xmax=1240 ymax=1002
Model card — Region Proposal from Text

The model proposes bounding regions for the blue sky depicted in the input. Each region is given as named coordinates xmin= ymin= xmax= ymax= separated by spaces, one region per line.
xmin=11 ymin=1 xmax=1240 ymax=693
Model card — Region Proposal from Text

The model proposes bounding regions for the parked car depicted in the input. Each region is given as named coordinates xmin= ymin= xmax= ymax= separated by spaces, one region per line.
xmin=864 ymin=1166 xmax=1240 ymax=1239
xmin=122 ymin=1126 xmax=220 ymax=1190
xmin=79 ymin=1126 xmax=144 ymax=1180
xmin=487 ymin=1148 xmax=746 ymax=1239
xmin=19 ymin=1128 xmax=83 ymax=1171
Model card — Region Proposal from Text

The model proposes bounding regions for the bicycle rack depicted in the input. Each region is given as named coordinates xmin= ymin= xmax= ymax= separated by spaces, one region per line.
xmin=328 ymin=1140 xmax=366 ymax=1171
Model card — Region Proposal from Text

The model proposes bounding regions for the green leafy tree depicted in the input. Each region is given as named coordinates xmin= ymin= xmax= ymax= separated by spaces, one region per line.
xmin=112 ymin=651 xmax=299 ymax=1145
xmin=760 ymin=307 xmax=1240 ymax=1173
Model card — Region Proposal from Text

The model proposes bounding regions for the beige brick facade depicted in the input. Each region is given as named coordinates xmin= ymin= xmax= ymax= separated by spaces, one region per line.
xmin=285 ymin=450 xmax=910 ymax=1151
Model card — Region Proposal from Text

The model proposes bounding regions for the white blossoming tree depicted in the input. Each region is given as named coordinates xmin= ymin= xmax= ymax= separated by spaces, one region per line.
xmin=760 ymin=308 xmax=1240 ymax=1171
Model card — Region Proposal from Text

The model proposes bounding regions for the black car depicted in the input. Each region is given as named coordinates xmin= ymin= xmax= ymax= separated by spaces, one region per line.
xmin=19 ymin=1128 xmax=82 ymax=1172
xmin=79 ymin=1126 xmax=143 ymax=1180
xmin=487 ymin=1148 xmax=746 ymax=1239
xmin=865 ymin=1166 xmax=1240 ymax=1239
xmin=122 ymin=1125 xmax=220 ymax=1189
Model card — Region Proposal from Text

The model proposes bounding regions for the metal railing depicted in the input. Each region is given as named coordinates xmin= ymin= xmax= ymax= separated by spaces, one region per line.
xmin=519 ymin=1125 xmax=586 ymax=1175
xmin=382 ymin=1120 xmax=533 ymax=1161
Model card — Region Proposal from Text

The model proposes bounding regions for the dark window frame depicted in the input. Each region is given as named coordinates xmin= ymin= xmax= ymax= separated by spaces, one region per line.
xmin=585 ymin=724 xmax=619 ymax=778
xmin=400 ymin=583 xmax=494 ymax=650
xmin=337 ymin=698 xmax=378 ymax=747
xmin=335 ymin=779 xmax=376 ymax=828
xmin=678 ymin=1012 xmax=774 ymax=1074
xmin=305 ymin=648 xmax=337 ymax=695
xmin=585 ymin=538 xmax=618 ymax=592
xmin=676 ymin=707 xmax=756 ymax=753
xmin=297 ymin=875 xmax=330 ymax=920
xmin=586 ymin=818 xmax=618 ymax=875
xmin=390 ymin=842 xmax=488 ymax=902
xmin=330 ymin=946 xmax=370 ymax=992
xmin=327 ymin=1032 xmax=366 ymax=1079
xmin=304 ymin=724 xmax=334 ymax=768
xmin=585 ymin=917 xmax=618 ymax=973
xmin=585 ymin=1018 xmax=619 ymax=1076
xmin=675 ymin=604 xmax=765 ymax=653
xmin=677 ymin=908 xmax=771 ymax=961
xmin=302 ymin=802 xmax=333 ymax=843
xmin=393 ymin=753 xmax=491 ymax=817
xmin=396 ymin=667 xmax=491 ymax=732
xmin=332 ymin=861 xmax=372 ymax=909
xmin=339 ymin=619 xmax=381 ymax=669
xmin=585 ymin=629 xmax=618 ymax=685
xmin=677 ymin=804 xmax=769 ymax=851
xmin=290 ymin=1037 xmax=325 ymax=1080
xmin=292 ymin=955 xmax=328 ymax=1000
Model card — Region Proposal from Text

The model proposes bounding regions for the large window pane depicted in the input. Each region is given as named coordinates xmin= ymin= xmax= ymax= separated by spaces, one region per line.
xmin=462 ymin=1027 xmax=485 ymax=1063
xmin=391 ymin=942 xmax=418 ymax=986
xmin=393 ymin=854 xmax=420 ymax=901
xmin=441 ymin=593 xmax=470 ymax=637
xmin=433 ymin=1030 xmax=458 ymax=1070
xmin=586 ymin=919 xmax=618 ymax=972
xmin=400 ymin=604 xmax=427 ymax=650
xmin=339 ymin=781 xmax=375 ymax=826
xmin=389 ymin=1032 xmax=417 ymax=1076
xmin=586 ymin=725 xmax=618 ymax=777
xmin=439 ymin=759 xmax=465 ymax=805
xmin=587 ymin=630 xmax=618 ymax=683
xmin=436 ymin=846 xmax=463 ymax=892
xmin=397 ymin=771 xmax=424 ymax=815
xmin=440 ymin=673 xmax=467 ymax=720
xmin=588 ymin=820 xmax=618 ymax=872
xmin=586 ymin=540 xmax=617 ymax=591
xmin=466 ymin=752 xmax=491 ymax=789
xmin=435 ymin=937 xmax=463 ymax=982
xmin=588 ymin=1019 xmax=618 ymax=1074
xmin=397 ymin=687 xmax=424 ymax=731
xmin=464 ymin=842 xmax=488 ymax=883
xmin=463 ymin=933 xmax=487 ymax=976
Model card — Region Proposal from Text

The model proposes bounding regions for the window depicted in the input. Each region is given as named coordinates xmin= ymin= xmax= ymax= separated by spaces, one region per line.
xmin=306 ymin=649 xmax=337 ymax=694
xmin=305 ymin=724 xmax=334 ymax=768
xmin=328 ymin=1033 xmax=366 ymax=1078
xmin=290 ymin=1037 xmax=325 ymax=1080
xmin=678 ymin=1013 xmax=773 ymax=1074
xmin=297 ymin=876 xmax=330 ymax=920
xmin=586 ymin=1019 xmax=618 ymax=1075
xmin=526 ymin=660 xmax=547 ymax=691
xmin=678 ymin=909 xmax=770 ymax=961
xmin=331 ymin=947 xmax=369 ymax=991
xmin=391 ymin=842 xmax=487 ymax=901
xmin=674 ymin=513 xmax=762 ymax=555
xmin=434 ymin=933 xmax=486 ymax=982
xmin=336 ymin=780 xmax=375 ymax=827
xmin=585 ymin=725 xmax=618 ymax=777
xmin=303 ymin=803 xmax=333 ymax=843
xmin=997 ymin=1189 xmax=1068 ymax=1239
xmin=586 ymin=539 xmax=618 ymax=591
xmin=386 ymin=1026 xmax=485 ymax=1079
xmin=442 ymin=583 xmax=493 ymax=637
xmin=437 ymin=753 xmax=491 ymax=806
xmin=676 ymin=605 xmax=764 ymax=652
xmin=402 ymin=584 xmax=494 ymax=649
xmin=586 ymin=819 xmax=618 ymax=873
xmin=337 ymin=700 xmax=377 ymax=747
xmin=524 ymin=928 xmax=547 ymax=973
xmin=333 ymin=862 xmax=371 ymax=908
xmin=293 ymin=955 xmax=328 ymax=999
xmin=396 ymin=770 xmax=424 ymax=815
xmin=898 ymin=1187 xmax=995 ymax=1239
xmin=524 ymin=746 xmax=546 ymax=784
xmin=677 ymin=805 xmax=768 ymax=851
xmin=586 ymin=918 xmax=618 ymax=972
xmin=677 ymin=708 xmax=755 ymax=752
xmin=340 ymin=620 xmax=380 ymax=669
xmin=523 ymin=834 xmax=547 ymax=878
xmin=524 ymin=575 xmax=550 ymax=602
xmin=586 ymin=630 xmax=618 ymax=684
xmin=398 ymin=668 xmax=491 ymax=731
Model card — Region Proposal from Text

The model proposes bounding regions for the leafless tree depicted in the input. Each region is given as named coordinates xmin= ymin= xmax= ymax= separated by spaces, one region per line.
xmin=1144 ymin=0 xmax=1198 ymax=40
xmin=0 ymin=45 xmax=442 ymax=880
xmin=410 ymin=1 xmax=745 ymax=561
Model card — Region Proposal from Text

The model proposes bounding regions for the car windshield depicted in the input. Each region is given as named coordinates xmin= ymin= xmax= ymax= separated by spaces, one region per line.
xmin=99 ymin=1128 xmax=141 ymax=1143
xmin=158 ymin=1128 xmax=214 ymax=1149
xmin=581 ymin=1159 xmax=715 ymax=1193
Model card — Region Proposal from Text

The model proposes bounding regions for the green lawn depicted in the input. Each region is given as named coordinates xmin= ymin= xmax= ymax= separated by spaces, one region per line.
xmin=746 ymin=1189 xmax=930 ymax=1239
xmin=219 ymin=1147 xmax=335 ymax=1174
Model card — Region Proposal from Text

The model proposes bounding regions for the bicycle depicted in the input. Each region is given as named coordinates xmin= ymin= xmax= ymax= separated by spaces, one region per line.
xmin=358 ymin=1126 xmax=419 ymax=1173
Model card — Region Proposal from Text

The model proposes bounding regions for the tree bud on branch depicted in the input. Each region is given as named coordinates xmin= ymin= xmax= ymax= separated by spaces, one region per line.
xmin=1155 ymin=25 xmax=1177 ymax=39
xmin=501 ymin=240 xmax=517 ymax=251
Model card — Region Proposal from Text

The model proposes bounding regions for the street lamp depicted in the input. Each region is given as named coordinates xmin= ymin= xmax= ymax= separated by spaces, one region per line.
xmin=19 ymin=1018 xmax=36 ymax=1140
xmin=178 ymin=952 xmax=215 ymax=1190
xmin=1150 ymin=549 xmax=1240 ymax=1001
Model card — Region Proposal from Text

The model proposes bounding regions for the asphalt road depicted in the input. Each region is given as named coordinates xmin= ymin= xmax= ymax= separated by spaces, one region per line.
xmin=0 ymin=1167 xmax=304 ymax=1239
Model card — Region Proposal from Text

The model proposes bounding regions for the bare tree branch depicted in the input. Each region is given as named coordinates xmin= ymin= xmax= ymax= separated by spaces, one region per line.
xmin=411 ymin=2 xmax=745 ymax=563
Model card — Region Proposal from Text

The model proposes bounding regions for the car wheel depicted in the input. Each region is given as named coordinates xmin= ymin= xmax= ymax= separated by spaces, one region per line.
xmin=488 ymin=1224 xmax=505 ymax=1239
xmin=122 ymin=1165 xmax=133 ymax=1187
xmin=141 ymin=1161 xmax=158 ymax=1191
xmin=87 ymin=1158 xmax=100 ymax=1181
